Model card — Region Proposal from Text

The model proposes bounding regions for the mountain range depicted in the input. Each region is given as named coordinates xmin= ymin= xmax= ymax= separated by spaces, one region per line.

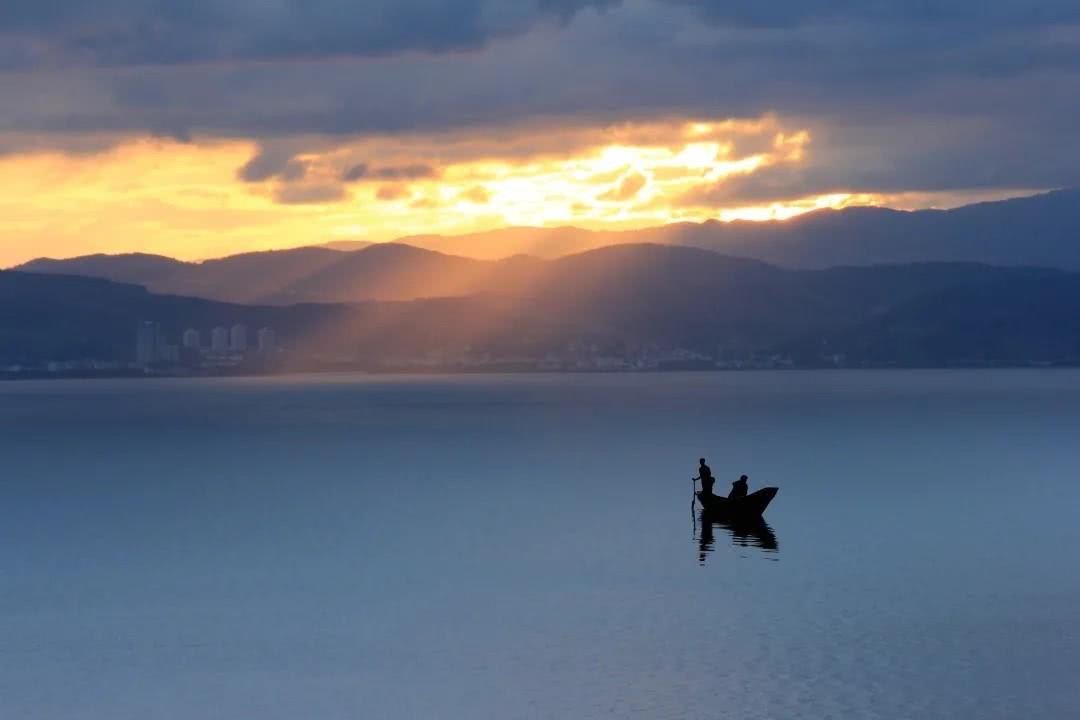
xmin=13 ymin=189 xmax=1080 ymax=305
xmin=4 ymin=243 xmax=1079 ymax=370
xmin=387 ymin=188 xmax=1080 ymax=267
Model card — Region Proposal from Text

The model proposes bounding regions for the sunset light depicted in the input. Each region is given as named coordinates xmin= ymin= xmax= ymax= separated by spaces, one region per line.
xmin=4 ymin=4 xmax=1080 ymax=717
xmin=0 ymin=116 xmax=998 ymax=267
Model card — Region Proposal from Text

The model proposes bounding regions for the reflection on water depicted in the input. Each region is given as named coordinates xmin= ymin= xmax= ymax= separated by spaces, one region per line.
xmin=4 ymin=372 xmax=1080 ymax=719
xmin=696 ymin=511 xmax=779 ymax=563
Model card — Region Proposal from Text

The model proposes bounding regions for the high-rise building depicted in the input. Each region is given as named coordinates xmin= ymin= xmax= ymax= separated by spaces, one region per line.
xmin=230 ymin=324 xmax=248 ymax=352
xmin=257 ymin=327 xmax=277 ymax=354
xmin=158 ymin=343 xmax=180 ymax=364
xmin=211 ymin=327 xmax=230 ymax=354
xmin=182 ymin=328 xmax=201 ymax=349
xmin=135 ymin=321 xmax=159 ymax=368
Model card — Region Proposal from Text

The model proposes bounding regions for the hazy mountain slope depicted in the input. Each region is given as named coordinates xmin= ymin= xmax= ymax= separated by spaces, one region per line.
xmin=0 ymin=270 xmax=502 ymax=366
xmin=0 ymin=271 xmax=347 ymax=365
xmin=661 ymin=189 xmax=1080 ymax=269
xmin=161 ymin=247 xmax=348 ymax=303
xmin=12 ymin=243 xmax=537 ymax=304
xmin=394 ymin=189 xmax=1080 ymax=268
xmin=267 ymin=244 xmax=490 ymax=303
xmin=498 ymin=245 xmax=811 ymax=354
xmin=779 ymin=268 xmax=1080 ymax=366
xmin=6 ymin=244 xmax=1080 ymax=369
xmin=15 ymin=247 xmax=350 ymax=304
xmin=13 ymin=190 xmax=1080 ymax=306
xmin=274 ymin=244 xmax=555 ymax=303
xmin=499 ymin=246 xmax=1058 ymax=357
xmin=18 ymin=253 xmax=188 ymax=286
xmin=393 ymin=226 xmax=653 ymax=261
xmin=0 ymin=272 xmax=152 ymax=365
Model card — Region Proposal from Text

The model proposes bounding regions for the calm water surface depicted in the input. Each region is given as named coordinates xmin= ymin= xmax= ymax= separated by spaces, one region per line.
xmin=2 ymin=371 xmax=1079 ymax=719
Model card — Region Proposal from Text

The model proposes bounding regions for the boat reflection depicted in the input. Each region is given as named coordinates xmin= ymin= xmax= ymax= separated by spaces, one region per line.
xmin=696 ymin=511 xmax=778 ymax=563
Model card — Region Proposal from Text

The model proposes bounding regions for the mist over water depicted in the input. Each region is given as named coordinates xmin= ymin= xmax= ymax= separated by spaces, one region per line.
xmin=2 ymin=371 xmax=1079 ymax=719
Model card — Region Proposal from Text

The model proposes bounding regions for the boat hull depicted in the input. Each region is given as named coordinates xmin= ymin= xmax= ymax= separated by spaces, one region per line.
xmin=696 ymin=486 xmax=778 ymax=518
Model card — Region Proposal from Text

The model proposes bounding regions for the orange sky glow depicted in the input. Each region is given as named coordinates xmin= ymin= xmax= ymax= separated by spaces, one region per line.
xmin=0 ymin=115 xmax=1035 ymax=267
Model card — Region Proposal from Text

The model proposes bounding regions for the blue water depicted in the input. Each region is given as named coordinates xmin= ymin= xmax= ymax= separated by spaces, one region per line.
xmin=2 ymin=371 xmax=1079 ymax=719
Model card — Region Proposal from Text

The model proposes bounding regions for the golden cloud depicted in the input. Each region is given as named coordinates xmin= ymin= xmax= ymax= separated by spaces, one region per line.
xmin=0 ymin=116 xmax=1027 ymax=267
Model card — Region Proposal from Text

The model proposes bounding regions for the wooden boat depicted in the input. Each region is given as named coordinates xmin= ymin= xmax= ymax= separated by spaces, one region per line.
xmin=696 ymin=486 xmax=778 ymax=518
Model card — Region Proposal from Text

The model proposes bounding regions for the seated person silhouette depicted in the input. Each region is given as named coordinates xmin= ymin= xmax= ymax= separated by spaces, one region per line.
xmin=729 ymin=474 xmax=749 ymax=499
xmin=695 ymin=458 xmax=715 ymax=496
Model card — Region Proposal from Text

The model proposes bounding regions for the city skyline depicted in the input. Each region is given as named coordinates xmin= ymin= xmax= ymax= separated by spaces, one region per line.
xmin=134 ymin=320 xmax=278 ymax=371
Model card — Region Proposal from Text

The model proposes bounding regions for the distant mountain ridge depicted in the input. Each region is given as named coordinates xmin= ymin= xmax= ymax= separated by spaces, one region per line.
xmin=13 ymin=189 xmax=1080 ymax=305
xmin=318 ymin=240 xmax=373 ymax=252
xmin=18 ymin=242 xmax=550 ymax=304
xmin=18 ymin=247 xmax=349 ymax=304
xmin=5 ymin=243 xmax=1080 ymax=370
xmin=338 ymin=188 xmax=1080 ymax=267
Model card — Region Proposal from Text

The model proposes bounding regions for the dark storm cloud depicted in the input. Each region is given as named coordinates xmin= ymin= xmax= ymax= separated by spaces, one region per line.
xmin=661 ymin=0 xmax=1080 ymax=27
xmin=342 ymin=163 xmax=437 ymax=182
xmin=1 ymin=0 xmax=1079 ymax=196
xmin=3 ymin=0 xmax=1074 ymax=70
xmin=341 ymin=163 xmax=370 ymax=182
xmin=237 ymin=146 xmax=300 ymax=182
xmin=681 ymin=115 xmax=1080 ymax=206
xmin=273 ymin=183 xmax=347 ymax=205
xmin=0 ymin=0 xmax=616 ymax=67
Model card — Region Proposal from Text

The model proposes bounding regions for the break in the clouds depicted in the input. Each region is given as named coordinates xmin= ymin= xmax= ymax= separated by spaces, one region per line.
xmin=0 ymin=0 xmax=1078 ymax=263
xmin=0 ymin=0 xmax=1077 ymax=195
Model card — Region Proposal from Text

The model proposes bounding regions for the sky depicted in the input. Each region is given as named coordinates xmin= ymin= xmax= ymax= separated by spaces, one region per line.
xmin=1 ymin=0 xmax=1077 ymax=266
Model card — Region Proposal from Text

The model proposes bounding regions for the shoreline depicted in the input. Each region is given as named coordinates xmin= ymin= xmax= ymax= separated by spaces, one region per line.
xmin=3 ymin=363 xmax=1078 ymax=383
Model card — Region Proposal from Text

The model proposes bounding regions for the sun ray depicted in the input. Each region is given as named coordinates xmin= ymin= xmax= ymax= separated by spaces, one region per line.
xmin=0 ymin=116 xmax=1027 ymax=266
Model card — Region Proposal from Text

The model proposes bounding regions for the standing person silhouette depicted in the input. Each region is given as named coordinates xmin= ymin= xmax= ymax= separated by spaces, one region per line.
xmin=694 ymin=458 xmax=715 ymax=497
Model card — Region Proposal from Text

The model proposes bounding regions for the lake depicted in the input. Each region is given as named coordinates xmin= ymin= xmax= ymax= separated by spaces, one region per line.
xmin=2 ymin=371 xmax=1079 ymax=719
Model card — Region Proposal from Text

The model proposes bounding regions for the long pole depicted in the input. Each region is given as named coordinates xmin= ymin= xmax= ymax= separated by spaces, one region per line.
xmin=690 ymin=477 xmax=698 ymax=538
